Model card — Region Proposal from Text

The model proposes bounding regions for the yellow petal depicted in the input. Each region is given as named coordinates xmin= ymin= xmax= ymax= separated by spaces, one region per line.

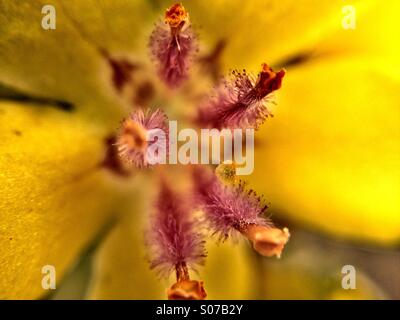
xmin=247 ymin=56 xmax=400 ymax=245
xmin=202 ymin=241 xmax=258 ymax=299
xmin=313 ymin=1 xmax=400 ymax=68
xmin=0 ymin=1 xmax=98 ymax=102
xmin=88 ymin=185 xmax=165 ymax=300
xmin=178 ymin=0 xmax=366 ymax=70
xmin=0 ymin=0 xmax=155 ymax=123
xmin=0 ymin=101 xmax=133 ymax=299
xmin=247 ymin=1 xmax=400 ymax=244
xmin=57 ymin=0 xmax=156 ymax=55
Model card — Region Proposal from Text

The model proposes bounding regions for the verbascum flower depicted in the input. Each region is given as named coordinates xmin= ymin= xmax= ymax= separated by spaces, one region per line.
xmin=0 ymin=0 xmax=398 ymax=300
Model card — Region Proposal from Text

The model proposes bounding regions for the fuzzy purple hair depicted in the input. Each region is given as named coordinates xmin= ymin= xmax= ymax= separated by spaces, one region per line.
xmin=147 ymin=179 xmax=206 ymax=277
xmin=195 ymin=65 xmax=285 ymax=130
xmin=149 ymin=19 xmax=197 ymax=88
xmin=193 ymin=166 xmax=271 ymax=240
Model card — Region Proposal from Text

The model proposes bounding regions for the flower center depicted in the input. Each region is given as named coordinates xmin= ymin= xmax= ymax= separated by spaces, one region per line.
xmin=101 ymin=2 xmax=289 ymax=300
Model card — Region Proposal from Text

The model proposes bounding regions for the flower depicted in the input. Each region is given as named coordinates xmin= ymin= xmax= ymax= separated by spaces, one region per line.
xmin=0 ymin=0 xmax=399 ymax=299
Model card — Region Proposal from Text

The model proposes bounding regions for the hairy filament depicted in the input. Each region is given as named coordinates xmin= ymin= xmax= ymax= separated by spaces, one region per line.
xmin=149 ymin=3 xmax=198 ymax=88
xmin=195 ymin=63 xmax=285 ymax=130
xmin=147 ymin=179 xmax=207 ymax=299
xmin=193 ymin=166 xmax=290 ymax=258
